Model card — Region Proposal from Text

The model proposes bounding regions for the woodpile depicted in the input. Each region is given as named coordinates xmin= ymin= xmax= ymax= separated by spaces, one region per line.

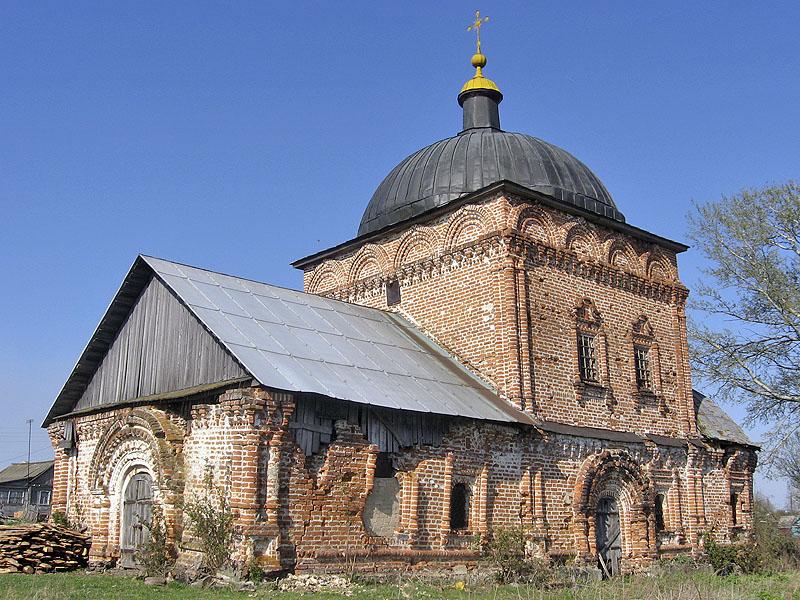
xmin=0 ymin=523 xmax=90 ymax=574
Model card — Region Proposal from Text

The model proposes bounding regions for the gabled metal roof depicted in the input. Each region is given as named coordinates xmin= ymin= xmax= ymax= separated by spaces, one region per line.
xmin=0 ymin=461 xmax=53 ymax=484
xmin=45 ymin=255 xmax=534 ymax=427
xmin=693 ymin=390 xmax=756 ymax=447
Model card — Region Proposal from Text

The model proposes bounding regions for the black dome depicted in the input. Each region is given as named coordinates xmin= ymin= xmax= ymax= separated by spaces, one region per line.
xmin=358 ymin=129 xmax=623 ymax=237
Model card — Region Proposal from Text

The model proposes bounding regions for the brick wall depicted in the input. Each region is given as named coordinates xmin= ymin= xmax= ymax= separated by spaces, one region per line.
xmin=301 ymin=193 xmax=694 ymax=439
xmin=47 ymin=381 xmax=754 ymax=574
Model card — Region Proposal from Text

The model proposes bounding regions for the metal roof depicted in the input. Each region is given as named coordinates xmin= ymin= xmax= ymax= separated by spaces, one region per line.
xmin=0 ymin=461 xmax=53 ymax=484
xmin=45 ymin=256 xmax=534 ymax=427
xmin=358 ymin=128 xmax=622 ymax=236
xmin=693 ymin=390 xmax=756 ymax=447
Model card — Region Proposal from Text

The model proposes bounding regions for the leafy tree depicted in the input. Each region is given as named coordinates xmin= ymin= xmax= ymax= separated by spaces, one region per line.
xmin=688 ymin=182 xmax=800 ymax=432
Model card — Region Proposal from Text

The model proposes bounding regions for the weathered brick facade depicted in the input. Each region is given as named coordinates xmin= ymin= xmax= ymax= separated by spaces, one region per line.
xmin=46 ymin=186 xmax=755 ymax=576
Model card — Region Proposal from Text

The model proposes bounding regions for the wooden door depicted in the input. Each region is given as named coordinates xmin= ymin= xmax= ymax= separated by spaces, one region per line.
xmin=595 ymin=497 xmax=621 ymax=578
xmin=120 ymin=472 xmax=153 ymax=567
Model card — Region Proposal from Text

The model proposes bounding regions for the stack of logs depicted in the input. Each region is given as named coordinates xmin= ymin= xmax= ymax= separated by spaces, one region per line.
xmin=0 ymin=524 xmax=90 ymax=574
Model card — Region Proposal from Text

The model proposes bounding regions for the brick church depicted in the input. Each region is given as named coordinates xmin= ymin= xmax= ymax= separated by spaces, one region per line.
xmin=43 ymin=34 xmax=756 ymax=577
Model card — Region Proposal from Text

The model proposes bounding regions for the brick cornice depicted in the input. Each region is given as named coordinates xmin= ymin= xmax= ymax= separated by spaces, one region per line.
xmin=511 ymin=235 xmax=689 ymax=304
xmin=326 ymin=235 xmax=507 ymax=303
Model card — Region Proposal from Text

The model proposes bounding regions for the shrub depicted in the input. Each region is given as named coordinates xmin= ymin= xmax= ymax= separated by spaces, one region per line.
xmin=247 ymin=557 xmax=265 ymax=583
xmin=135 ymin=505 xmax=173 ymax=577
xmin=480 ymin=526 xmax=552 ymax=584
xmin=751 ymin=497 xmax=800 ymax=572
xmin=183 ymin=472 xmax=235 ymax=573
xmin=51 ymin=511 xmax=71 ymax=528
xmin=703 ymin=534 xmax=747 ymax=574
xmin=701 ymin=497 xmax=800 ymax=575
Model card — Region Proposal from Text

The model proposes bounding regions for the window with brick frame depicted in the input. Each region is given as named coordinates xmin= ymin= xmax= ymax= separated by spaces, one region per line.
xmin=731 ymin=492 xmax=739 ymax=526
xmin=634 ymin=345 xmax=653 ymax=391
xmin=577 ymin=333 xmax=599 ymax=383
xmin=632 ymin=315 xmax=660 ymax=394
xmin=574 ymin=298 xmax=604 ymax=386
xmin=450 ymin=482 xmax=470 ymax=530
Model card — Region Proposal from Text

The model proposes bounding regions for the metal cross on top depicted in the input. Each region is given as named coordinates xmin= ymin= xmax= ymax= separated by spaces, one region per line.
xmin=467 ymin=10 xmax=490 ymax=53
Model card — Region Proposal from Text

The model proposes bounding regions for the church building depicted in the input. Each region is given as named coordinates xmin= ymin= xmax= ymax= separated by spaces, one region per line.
xmin=43 ymin=29 xmax=756 ymax=577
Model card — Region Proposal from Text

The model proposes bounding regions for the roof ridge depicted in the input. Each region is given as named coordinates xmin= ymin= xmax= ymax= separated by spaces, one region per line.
xmin=140 ymin=255 xmax=397 ymax=319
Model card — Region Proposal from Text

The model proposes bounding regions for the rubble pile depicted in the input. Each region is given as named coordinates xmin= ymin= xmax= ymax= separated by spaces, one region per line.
xmin=278 ymin=573 xmax=354 ymax=595
xmin=0 ymin=523 xmax=90 ymax=574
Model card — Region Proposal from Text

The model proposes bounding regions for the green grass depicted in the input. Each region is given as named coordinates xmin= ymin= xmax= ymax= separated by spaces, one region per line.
xmin=1 ymin=571 xmax=799 ymax=600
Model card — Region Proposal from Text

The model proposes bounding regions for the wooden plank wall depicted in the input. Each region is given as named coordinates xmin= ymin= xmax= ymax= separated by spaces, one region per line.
xmin=290 ymin=395 xmax=450 ymax=455
xmin=74 ymin=276 xmax=248 ymax=411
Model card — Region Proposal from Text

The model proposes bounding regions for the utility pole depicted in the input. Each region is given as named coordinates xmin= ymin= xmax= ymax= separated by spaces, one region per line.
xmin=26 ymin=419 xmax=32 ymax=509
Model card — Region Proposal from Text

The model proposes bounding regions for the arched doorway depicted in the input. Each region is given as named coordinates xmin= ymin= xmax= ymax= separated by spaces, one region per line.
xmin=573 ymin=450 xmax=656 ymax=575
xmin=120 ymin=472 xmax=153 ymax=567
xmin=595 ymin=496 xmax=621 ymax=578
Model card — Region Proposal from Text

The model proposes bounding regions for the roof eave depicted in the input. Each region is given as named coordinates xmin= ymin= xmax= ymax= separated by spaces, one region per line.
xmin=291 ymin=180 xmax=688 ymax=270
xmin=701 ymin=434 xmax=761 ymax=450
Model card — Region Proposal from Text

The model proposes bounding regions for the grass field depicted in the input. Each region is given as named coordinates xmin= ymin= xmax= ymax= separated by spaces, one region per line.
xmin=1 ymin=571 xmax=799 ymax=600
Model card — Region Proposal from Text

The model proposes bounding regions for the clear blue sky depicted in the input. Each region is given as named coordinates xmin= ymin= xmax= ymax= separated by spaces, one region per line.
xmin=1 ymin=2 xmax=798 ymax=504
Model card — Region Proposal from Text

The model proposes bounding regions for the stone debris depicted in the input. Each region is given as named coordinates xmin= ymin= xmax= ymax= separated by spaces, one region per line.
xmin=278 ymin=573 xmax=354 ymax=595
xmin=0 ymin=523 xmax=90 ymax=574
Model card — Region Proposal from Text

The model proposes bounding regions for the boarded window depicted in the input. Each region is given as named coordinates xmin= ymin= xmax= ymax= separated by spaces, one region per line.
xmin=654 ymin=493 xmax=666 ymax=532
xmin=578 ymin=333 xmax=599 ymax=382
xmin=450 ymin=483 xmax=470 ymax=530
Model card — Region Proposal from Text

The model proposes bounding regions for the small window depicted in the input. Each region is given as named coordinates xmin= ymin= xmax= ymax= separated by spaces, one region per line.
xmin=8 ymin=490 xmax=24 ymax=504
xmin=634 ymin=345 xmax=653 ymax=390
xmin=578 ymin=333 xmax=599 ymax=382
xmin=38 ymin=490 xmax=51 ymax=505
xmin=654 ymin=493 xmax=666 ymax=532
xmin=731 ymin=492 xmax=739 ymax=526
xmin=450 ymin=483 xmax=470 ymax=530
xmin=386 ymin=280 xmax=401 ymax=306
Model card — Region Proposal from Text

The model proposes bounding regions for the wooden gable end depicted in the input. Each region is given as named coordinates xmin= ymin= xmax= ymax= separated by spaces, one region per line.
xmin=73 ymin=275 xmax=249 ymax=413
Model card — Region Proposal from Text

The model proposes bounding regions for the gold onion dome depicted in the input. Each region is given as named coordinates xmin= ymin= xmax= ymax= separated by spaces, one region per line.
xmin=460 ymin=51 xmax=502 ymax=97
xmin=459 ymin=10 xmax=502 ymax=100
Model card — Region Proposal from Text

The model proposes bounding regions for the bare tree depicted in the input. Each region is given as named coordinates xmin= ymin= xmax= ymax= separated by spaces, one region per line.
xmin=688 ymin=181 xmax=800 ymax=431
xmin=774 ymin=433 xmax=800 ymax=491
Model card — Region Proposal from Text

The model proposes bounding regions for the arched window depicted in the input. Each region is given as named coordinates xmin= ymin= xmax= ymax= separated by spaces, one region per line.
xmin=450 ymin=482 xmax=470 ymax=530
xmin=654 ymin=493 xmax=666 ymax=532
